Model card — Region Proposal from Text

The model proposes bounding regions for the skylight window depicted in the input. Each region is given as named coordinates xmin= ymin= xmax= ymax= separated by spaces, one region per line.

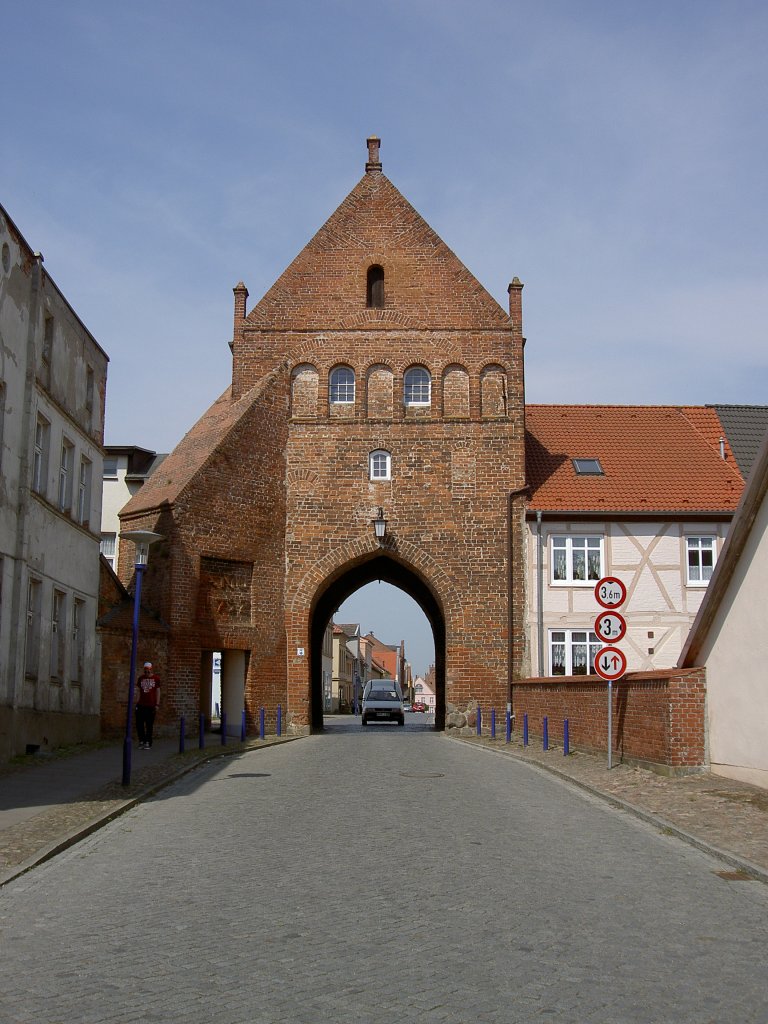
xmin=573 ymin=458 xmax=604 ymax=476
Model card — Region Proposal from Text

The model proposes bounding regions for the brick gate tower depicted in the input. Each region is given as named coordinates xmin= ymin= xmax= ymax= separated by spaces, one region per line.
xmin=119 ymin=138 xmax=527 ymax=734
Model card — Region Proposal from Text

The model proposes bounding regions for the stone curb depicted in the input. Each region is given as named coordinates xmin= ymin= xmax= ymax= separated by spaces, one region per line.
xmin=0 ymin=735 xmax=303 ymax=889
xmin=447 ymin=734 xmax=768 ymax=886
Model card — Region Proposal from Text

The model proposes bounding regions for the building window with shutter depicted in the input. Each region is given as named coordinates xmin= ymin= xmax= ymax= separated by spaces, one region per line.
xmin=366 ymin=265 xmax=384 ymax=308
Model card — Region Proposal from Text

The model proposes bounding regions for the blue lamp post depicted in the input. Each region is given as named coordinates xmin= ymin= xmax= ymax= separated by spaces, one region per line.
xmin=121 ymin=529 xmax=163 ymax=786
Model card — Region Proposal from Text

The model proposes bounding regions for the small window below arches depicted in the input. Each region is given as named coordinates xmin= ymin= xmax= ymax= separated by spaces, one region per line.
xmin=369 ymin=450 xmax=391 ymax=481
xmin=367 ymin=265 xmax=385 ymax=308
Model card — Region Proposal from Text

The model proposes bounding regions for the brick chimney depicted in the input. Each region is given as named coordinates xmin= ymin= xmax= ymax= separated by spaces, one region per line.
xmin=366 ymin=136 xmax=382 ymax=173
xmin=233 ymin=281 xmax=249 ymax=323
xmin=507 ymin=277 xmax=524 ymax=337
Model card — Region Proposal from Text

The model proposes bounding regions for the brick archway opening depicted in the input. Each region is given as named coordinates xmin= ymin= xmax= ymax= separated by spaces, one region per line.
xmin=309 ymin=553 xmax=446 ymax=733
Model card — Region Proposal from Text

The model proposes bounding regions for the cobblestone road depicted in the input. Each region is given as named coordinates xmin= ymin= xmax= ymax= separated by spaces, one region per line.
xmin=1 ymin=719 xmax=767 ymax=1023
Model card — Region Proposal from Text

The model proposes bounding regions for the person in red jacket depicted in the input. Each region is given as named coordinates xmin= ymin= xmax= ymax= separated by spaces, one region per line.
xmin=135 ymin=661 xmax=161 ymax=749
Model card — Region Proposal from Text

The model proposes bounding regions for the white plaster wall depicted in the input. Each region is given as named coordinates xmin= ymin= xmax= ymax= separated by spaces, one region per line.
xmin=0 ymin=205 xmax=107 ymax=753
xmin=698 ymin=496 xmax=768 ymax=788
xmin=0 ymin=210 xmax=27 ymax=706
xmin=526 ymin=520 xmax=727 ymax=676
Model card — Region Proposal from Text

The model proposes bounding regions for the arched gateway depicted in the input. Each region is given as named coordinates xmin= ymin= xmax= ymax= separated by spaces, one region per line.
xmin=309 ymin=551 xmax=446 ymax=730
xmin=118 ymin=137 xmax=528 ymax=735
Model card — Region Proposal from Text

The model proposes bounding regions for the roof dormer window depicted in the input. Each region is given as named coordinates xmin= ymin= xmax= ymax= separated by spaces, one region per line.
xmin=573 ymin=458 xmax=604 ymax=476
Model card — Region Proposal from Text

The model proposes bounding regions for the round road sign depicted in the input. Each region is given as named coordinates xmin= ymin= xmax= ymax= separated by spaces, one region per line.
xmin=594 ymin=645 xmax=627 ymax=681
xmin=594 ymin=610 xmax=627 ymax=644
xmin=595 ymin=576 xmax=627 ymax=609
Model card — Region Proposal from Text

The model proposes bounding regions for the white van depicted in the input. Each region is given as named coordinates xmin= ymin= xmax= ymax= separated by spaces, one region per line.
xmin=361 ymin=679 xmax=405 ymax=727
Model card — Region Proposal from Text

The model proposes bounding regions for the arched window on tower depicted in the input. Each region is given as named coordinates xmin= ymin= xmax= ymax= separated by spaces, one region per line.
xmin=329 ymin=366 xmax=355 ymax=404
xmin=367 ymin=265 xmax=385 ymax=308
xmin=404 ymin=366 xmax=431 ymax=407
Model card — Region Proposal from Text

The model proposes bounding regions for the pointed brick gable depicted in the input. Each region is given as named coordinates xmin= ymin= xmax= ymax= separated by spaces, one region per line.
xmin=247 ymin=172 xmax=509 ymax=332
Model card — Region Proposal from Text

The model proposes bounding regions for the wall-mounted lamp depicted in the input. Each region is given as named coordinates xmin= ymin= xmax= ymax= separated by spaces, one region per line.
xmin=372 ymin=507 xmax=387 ymax=543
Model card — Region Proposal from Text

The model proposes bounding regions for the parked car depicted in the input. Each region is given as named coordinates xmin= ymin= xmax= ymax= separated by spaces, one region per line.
xmin=402 ymin=701 xmax=412 ymax=713
xmin=361 ymin=680 xmax=405 ymax=726
xmin=412 ymin=701 xmax=428 ymax=713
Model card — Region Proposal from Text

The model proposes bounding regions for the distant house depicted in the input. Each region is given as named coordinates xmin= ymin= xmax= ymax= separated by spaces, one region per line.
xmin=0 ymin=203 xmax=109 ymax=759
xmin=680 ymin=427 xmax=768 ymax=790
xmin=413 ymin=675 xmax=436 ymax=712
xmin=100 ymin=446 xmax=166 ymax=573
xmin=523 ymin=405 xmax=749 ymax=678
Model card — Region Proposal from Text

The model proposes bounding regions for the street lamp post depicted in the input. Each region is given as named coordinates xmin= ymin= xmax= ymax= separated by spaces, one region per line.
xmin=121 ymin=529 xmax=163 ymax=786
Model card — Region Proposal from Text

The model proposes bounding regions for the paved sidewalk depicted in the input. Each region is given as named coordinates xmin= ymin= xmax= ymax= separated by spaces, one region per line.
xmin=453 ymin=731 xmax=768 ymax=882
xmin=0 ymin=732 xmax=298 ymax=886
xmin=1 ymin=723 xmax=766 ymax=887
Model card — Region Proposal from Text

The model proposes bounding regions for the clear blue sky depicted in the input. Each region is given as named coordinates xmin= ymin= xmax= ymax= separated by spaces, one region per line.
xmin=4 ymin=1 xmax=766 ymax=676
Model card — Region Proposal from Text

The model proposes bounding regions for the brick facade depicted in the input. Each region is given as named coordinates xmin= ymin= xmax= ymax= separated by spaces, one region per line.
xmin=116 ymin=138 xmax=527 ymax=734
xmin=510 ymin=668 xmax=707 ymax=772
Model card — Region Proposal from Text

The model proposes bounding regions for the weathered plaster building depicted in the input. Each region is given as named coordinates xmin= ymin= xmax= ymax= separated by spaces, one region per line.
xmin=117 ymin=137 xmax=527 ymax=734
xmin=0 ymin=203 xmax=108 ymax=759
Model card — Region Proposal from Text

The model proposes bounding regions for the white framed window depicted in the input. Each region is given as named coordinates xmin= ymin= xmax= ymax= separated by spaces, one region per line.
xmin=72 ymin=597 xmax=86 ymax=683
xmin=100 ymin=533 xmax=116 ymax=569
xmin=687 ymin=536 xmax=716 ymax=585
xmin=33 ymin=414 xmax=50 ymax=495
xmin=77 ymin=456 xmax=92 ymax=526
xmin=550 ymin=629 xmax=602 ymax=676
xmin=58 ymin=437 xmax=74 ymax=512
xmin=50 ymin=589 xmax=66 ymax=681
xmin=369 ymin=449 xmax=391 ymax=481
xmin=404 ymin=366 xmax=431 ymax=406
xmin=25 ymin=577 xmax=42 ymax=679
xmin=330 ymin=366 xmax=355 ymax=404
xmin=551 ymin=535 xmax=603 ymax=585
xmin=103 ymin=456 xmax=118 ymax=478
xmin=0 ymin=381 xmax=5 ymax=473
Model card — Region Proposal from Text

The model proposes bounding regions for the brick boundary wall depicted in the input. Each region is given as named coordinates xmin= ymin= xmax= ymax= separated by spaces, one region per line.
xmin=509 ymin=668 xmax=707 ymax=772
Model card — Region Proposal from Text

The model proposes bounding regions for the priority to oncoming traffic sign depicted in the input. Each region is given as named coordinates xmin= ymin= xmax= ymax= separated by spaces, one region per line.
xmin=594 ymin=645 xmax=627 ymax=681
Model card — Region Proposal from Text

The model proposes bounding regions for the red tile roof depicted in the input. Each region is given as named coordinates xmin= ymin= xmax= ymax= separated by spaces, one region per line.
xmin=525 ymin=406 xmax=744 ymax=514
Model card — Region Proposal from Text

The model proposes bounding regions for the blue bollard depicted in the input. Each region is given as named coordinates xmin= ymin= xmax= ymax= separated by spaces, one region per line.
xmin=543 ymin=716 xmax=549 ymax=751
xmin=476 ymin=706 xmax=482 ymax=736
xmin=221 ymin=712 xmax=227 ymax=745
xmin=506 ymin=709 xmax=511 ymax=743
xmin=179 ymin=715 xmax=185 ymax=754
xmin=241 ymin=709 xmax=246 ymax=742
xmin=523 ymin=712 xmax=528 ymax=746
xmin=199 ymin=713 xmax=205 ymax=749
xmin=491 ymin=708 xmax=496 ymax=739
xmin=564 ymin=718 xmax=570 ymax=756
xmin=259 ymin=706 xmax=265 ymax=740
xmin=277 ymin=704 xmax=282 ymax=737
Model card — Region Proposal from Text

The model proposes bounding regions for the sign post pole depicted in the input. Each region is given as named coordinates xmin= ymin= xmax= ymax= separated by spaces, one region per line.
xmin=608 ymin=680 xmax=612 ymax=770
xmin=594 ymin=577 xmax=628 ymax=770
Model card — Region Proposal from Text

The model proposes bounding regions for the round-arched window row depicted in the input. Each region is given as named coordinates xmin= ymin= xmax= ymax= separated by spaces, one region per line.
xmin=403 ymin=366 xmax=431 ymax=406
xmin=329 ymin=366 xmax=355 ymax=404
